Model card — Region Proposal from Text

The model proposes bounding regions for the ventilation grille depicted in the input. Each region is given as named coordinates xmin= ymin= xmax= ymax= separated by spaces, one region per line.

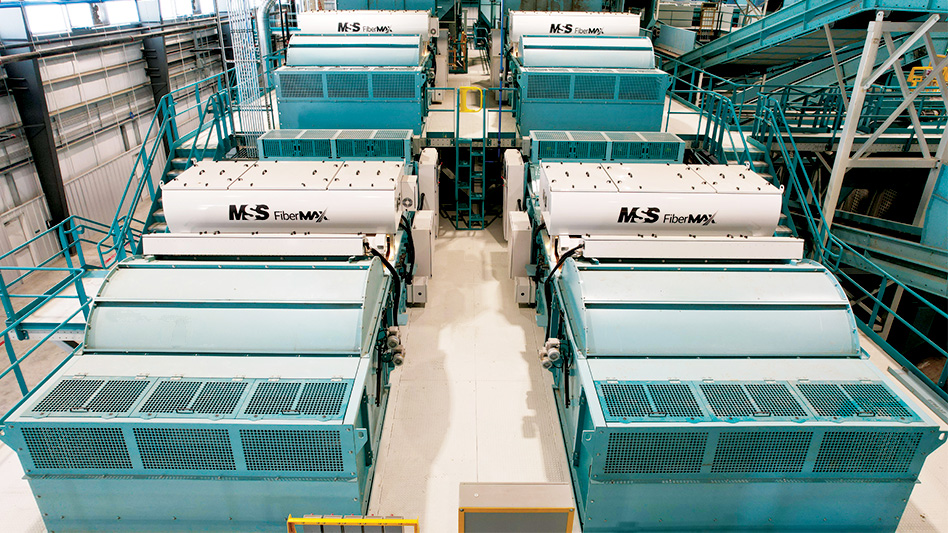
xmin=596 ymin=380 xmax=917 ymax=423
xmin=23 ymin=427 xmax=132 ymax=469
xmin=257 ymin=129 xmax=411 ymax=160
xmin=701 ymin=383 xmax=807 ymax=418
xmin=531 ymin=131 xmax=684 ymax=164
xmin=814 ymin=431 xmax=923 ymax=473
xmin=279 ymin=72 xmax=325 ymax=99
xmin=799 ymin=383 xmax=914 ymax=419
xmin=240 ymin=429 xmax=345 ymax=471
xmin=326 ymin=73 xmax=369 ymax=98
xmin=604 ymin=432 xmax=708 ymax=474
xmin=523 ymin=71 xmax=668 ymax=103
xmin=30 ymin=379 xmax=148 ymax=415
xmin=135 ymin=380 xmax=248 ymax=417
xmin=711 ymin=432 xmax=812 ymax=473
xmin=278 ymin=70 xmax=420 ymax=101
xmin=135 ymin=428 xmax=236 ymax=470
xmin=18 ymin=424 xmax=353 ymax=475
xmin=372 ymin=73 xmax=416 ymax=98
xmin=244 ymin=380 xmax=350 ymax=418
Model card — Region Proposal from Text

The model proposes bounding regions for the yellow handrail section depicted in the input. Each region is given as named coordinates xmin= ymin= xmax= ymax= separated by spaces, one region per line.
xmin=458 ymin=86 xmax=484 ymax=113
xmin=907 ymin=54 xmax=947 ymax=92
xmin=287 ymin=515 xmax=420 ymax=532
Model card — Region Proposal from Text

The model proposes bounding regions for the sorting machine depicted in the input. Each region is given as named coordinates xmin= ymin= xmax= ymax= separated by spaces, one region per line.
xmin=503 ymin=25 xmax=946 ymax=533
xmin=1 ymin=138 xmax=436 ymax=531
xmin=507 ymin=137 xmax=946 ymax=531
xmin=504 ymin=11 xmax=669 ymax=133
xmin=275 ymin=10 xmax=438 ymax=132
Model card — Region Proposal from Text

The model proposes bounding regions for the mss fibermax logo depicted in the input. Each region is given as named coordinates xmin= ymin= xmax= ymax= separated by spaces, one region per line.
xmin=337 ymin=22 xmax=393 ymax=33
xmin=549 ymin=24 xmax=604 ymax=35
xmin=229 ymin=204 xmax=329 ymax=223
xmin=617 ymin=207 xmax=717 ymax=226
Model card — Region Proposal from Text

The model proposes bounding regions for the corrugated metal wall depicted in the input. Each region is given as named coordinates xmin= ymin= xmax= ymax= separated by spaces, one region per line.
xmin=0 ymin=21 xmax=224 ymax=270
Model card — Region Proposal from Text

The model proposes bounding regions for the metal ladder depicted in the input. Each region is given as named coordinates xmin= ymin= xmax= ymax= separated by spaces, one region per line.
xmin=453 ymin=87 xmax=487 ymax=229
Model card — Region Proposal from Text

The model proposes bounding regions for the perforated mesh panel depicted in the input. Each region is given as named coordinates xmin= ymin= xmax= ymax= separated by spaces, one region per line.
xmin=372 ymin=73 xmax=416 ymax=98
xmin=244 ymin=382 xmax=300 ymax=415
xmin=83 ymin=380 xmax=148 ymax=413
xmin=746 ymin=383 xmax=807 ymax=417
xmin=280 ymin=72 xmax=325 ymax=99
xmin=297 ymin=382 xmax=350 ymax=417
xmin=135 ymin=428 xmax=235 ymax=470
xmin=842 ymin=383 xmax=912 ymax=418
xmin=604 ymin=432 xmax=708 ymax=474
xmin=526 ymin=74 xmax=571 ymax=99
xmin=139 ymin=381 xmax=201 ymax=413
xmin=711 ymin=432 xmax=812 ymax=473
xmin=798 ymin=383 xmax=859 ymax=417
xmin=191 ymin=382 xmax=247 ymax=414
xmin=617 ymin=75 xmax=664 ymax=101
xmin=598 ymin=382 xmax=704 ymax=420
xmin=326 ymin=73 xmax=369 ymax=98
xmin=23 ymin=427 xmax=132 ymax=469
xmin=700 ymin=384 xmax=757 ymax=417
xmin=814 ymin=431 xmax=922 ymax=473
xmin=574 ymin=75 xmax=616 ymax=99
xmin=600 ymin=384 xmax=651 ymax=418
xmin=240 ymin=429 xmax=344 ymax=472
xmin=648 ymin=384 xmax=702 ymax=417
xmin=32 ymin=379 xmax=104 ymax=412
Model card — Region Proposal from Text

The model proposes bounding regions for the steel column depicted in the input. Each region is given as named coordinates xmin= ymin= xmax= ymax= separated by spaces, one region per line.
xmin=2 ymin=50 xmax=70 ymax=229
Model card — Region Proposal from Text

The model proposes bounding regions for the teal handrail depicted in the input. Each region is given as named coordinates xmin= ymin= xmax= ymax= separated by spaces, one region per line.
xmin=753 ymin=94 xmax=948 ymax=400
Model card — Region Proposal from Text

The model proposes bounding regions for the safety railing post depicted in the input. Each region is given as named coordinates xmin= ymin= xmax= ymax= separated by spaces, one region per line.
xmin=4 ymin=332 xmax=27 ymax=395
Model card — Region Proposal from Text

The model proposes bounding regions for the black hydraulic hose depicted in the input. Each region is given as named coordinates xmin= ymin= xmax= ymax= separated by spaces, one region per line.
xmin=398 ymin=216 xmax=415 ymax=285
xmin=529 ymin=223 xmax=546 ymax=283
xmin=371 ymin=248 xmax=401 ymax=315
xmin=544 ymin=243 xmax=584 ymax=286
xmin=419 ymin=192 xmax=426 ymax=211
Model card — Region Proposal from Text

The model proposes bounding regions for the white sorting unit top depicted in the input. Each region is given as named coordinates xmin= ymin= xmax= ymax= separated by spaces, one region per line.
xmin=230 ymin=161 xmax=343 ymax=190
xmin=331 ymin=161 xmax=404 ymax=190
xmin=604 ymin=163 xmax=717 ymax=193
xmin=541 ymin=162 xmax=617 ymax=192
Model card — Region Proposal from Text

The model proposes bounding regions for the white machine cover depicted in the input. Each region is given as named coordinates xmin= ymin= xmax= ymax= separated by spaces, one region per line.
xmin=538 ymin=162 xmax=783 ymax=237
xmin=161 ymin=160 xmax=403 ymax=234
xmin=508 ymin=11 xmax=641 ymax=51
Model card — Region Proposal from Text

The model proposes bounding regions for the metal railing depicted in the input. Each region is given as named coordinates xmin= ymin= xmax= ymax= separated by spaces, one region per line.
xmin=96 ymin=69 xmax=236 ymax=263
xmin=0 ymin=216 xmax=113 ymax=399
xmin=660 ymin=53 xmax=948 ymax=147
xmin=753 ymin=94 xmax=948 ymax=401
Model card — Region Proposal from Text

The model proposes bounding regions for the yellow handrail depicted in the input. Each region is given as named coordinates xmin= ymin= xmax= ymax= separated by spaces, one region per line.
xmin=287 ymin=515 xmax=420 ymax=532
xmin=458 ymin=86 xmax=484 ymax=113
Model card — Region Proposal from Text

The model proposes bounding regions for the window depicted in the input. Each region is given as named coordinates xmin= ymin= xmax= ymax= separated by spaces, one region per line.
xmin=105 ymin=1 xmax=140 ymax=25
xmin=26 ymin=5 xmax=70 ymax=36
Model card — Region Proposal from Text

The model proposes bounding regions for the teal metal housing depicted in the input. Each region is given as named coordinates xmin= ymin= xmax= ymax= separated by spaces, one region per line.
xmin=1 ymin=258 xmax=401 ymax=531
xmin=513 ymin=67 xmax=670 ymax=133
xmin=539 ymin=259 xmax=946 ymax=532
xmin=275 ymin=67 xmax=428 ymax=133
xmin=528 ymin=131 xmax=685 ymax=164
xmin=257 ymin=129 xmax=413 ymax=161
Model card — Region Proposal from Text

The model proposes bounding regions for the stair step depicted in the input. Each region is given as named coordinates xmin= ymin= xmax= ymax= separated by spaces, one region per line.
xmin=171 ymin=157 xmax=189 ymax=169
xmin=166 ymin=169 xmax=183 ymax=179
xmin=148 ymin=222 xmax=168 ymax=233
xmin=152 ymin=208 xmax=165 ymax=222
xmin=775 ymin=225 xmax=793 ymax=236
